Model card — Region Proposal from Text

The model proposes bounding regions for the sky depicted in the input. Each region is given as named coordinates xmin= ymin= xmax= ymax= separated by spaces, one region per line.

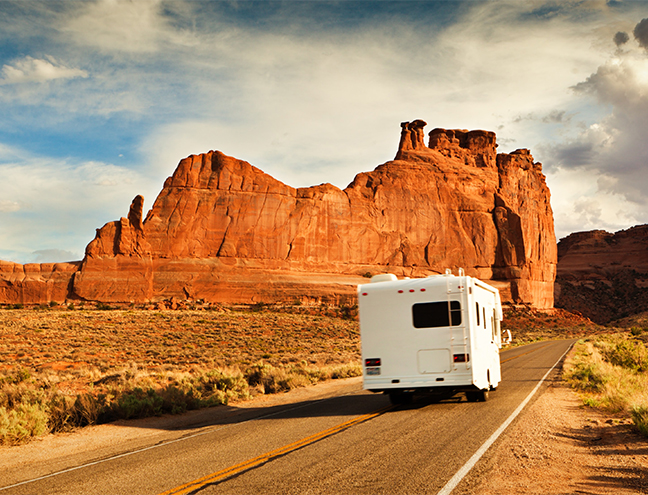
xmin=1 ymin=0 xmax=648 ymax=263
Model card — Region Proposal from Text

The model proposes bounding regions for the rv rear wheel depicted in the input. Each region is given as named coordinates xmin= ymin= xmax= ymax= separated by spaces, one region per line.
xmin=466 ymin=389 xmax=489 ymax=402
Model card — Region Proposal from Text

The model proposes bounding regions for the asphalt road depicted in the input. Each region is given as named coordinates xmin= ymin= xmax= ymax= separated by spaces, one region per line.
xmin=1 ymin=339 xmax=574 ymax=495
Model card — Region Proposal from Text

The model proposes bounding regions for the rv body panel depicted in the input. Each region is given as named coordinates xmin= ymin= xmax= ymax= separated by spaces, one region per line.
xmin=359 ymin=272 xmax=503 ymax=397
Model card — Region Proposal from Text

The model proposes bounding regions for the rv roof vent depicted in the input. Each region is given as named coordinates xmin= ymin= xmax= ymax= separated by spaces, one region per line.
xmin=370 ymin=273 xmax=398 ymax=283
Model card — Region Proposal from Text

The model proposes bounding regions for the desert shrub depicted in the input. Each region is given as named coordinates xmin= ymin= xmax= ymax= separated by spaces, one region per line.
xmin=158 ymin=385 xmax=202 ymax=415
xmin=244 ymin=363 xmax=272 ymax=387
xmin=565 ymin=361 xmax=609 ymax=392
xmin=0 ymin=402 xmax=48 ymax=445
xmin=583 ymin=396 xmax=603 ymax=408
xmin=103 ymin=387 xmax=164 ymax=420
xmin=245 ymin=363 xmax=310 ymax=394
xmin=0 ymin=382 xmax=36 ymax=410
xmin=1 ymin=368 xmax=32 ymax=385
xmin=197 ymin=370 xmax=249 ymax=403
xmin=249 ymin=302 xmax=266 ymax=312
xmin=339 ymin=304 xmax=358 ymax=321
xmin=73 ymin=393 xmax=101 ymax=426
xmin=46 ymin=393 xmax=75 ymax=432
xmin=632 ymin=406 xmax=648 ymax=436
xmin=598 ymin=337 xmax=648 ymax=372
xmin=564 ymin=343 xmax=609 ymax=392
xmin=566 ymin=337 xmax=648 ymax=437
xmin=45 ymin=392 xmax=100 ymax=431
xmin=304 ymin=362 xmax=361 ymax=382
xmin=262 ymin=368 xmax=311 ymax=394
xmin=328 ymin=362 xmax=362 ymax=379
xmin=97 ymin=370 xmax=250 ymax=421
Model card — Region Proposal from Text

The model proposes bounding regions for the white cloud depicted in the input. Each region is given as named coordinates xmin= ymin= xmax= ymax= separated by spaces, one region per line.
xmin=546 ymin=167 xmax=643 ymax=240
xmin=138 ymin=1 xmax=620 ymax=190
xmin=546 ymin=36 xmax=648 ymax=219
xmin=30 ymin=249 xmax=81 ymax=263
xmin=0 ymin=56 xmax=88 ymax=84
xmin=0 ymin=200 xmax=20 ymax=212
xmin=0 ymin=151 xmax=151 ymax=263
xmin=62 ymin=0 xmax=198 ymax=53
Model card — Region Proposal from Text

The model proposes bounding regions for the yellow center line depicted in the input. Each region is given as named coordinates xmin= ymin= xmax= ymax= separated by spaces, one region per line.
xmin=158 ymin=404 xmax=394 ymax=495
xmin=500 ymin=343 xmax=551 ymax=364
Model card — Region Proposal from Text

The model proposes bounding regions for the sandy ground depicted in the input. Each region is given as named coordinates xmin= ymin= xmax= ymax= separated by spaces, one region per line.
xmin=461 ymin=374 xmax=648 ymax=494
xmin=2 ymin=374 xmax=648 ymax=494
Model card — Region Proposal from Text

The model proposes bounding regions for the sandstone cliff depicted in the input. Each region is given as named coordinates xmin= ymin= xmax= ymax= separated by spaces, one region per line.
xmin=0 ymin=120 xmax=557 ymax=307
xmin=555 ymin=225 xmax=648 ymax=323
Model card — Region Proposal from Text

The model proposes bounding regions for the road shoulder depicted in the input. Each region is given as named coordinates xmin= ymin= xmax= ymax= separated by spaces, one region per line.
xmin=459 ymin=373 xmax=648 ymax=494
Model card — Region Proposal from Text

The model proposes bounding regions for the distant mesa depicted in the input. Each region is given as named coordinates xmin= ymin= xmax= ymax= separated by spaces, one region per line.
xmin=0 ymin=120 xmax=557 ymax=308
xmin=555 ymin=225 xmax=648 ymax=323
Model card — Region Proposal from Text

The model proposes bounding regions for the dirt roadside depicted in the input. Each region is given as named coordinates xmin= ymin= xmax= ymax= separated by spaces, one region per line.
xmin=2 ymin=370 xmax=647 ymax=493
xmin=460 ymin=372 xmax=648 ymax=494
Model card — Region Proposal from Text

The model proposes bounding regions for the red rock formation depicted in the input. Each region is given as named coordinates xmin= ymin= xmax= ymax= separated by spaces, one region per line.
xmin=0 ymin=260 xmax=79 ymax=305
xmin=555 ymin=225 xmax=648 ymax=323
xmin=0 ymin=120 xmax=557 ymax=307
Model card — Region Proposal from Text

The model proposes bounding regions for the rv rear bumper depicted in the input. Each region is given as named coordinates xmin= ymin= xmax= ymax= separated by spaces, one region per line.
xmin=364 ymin=372 xmax=473 ymax=391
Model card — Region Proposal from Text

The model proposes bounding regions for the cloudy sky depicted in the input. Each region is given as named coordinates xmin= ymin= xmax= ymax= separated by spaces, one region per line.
xmin=1 ymin=0 xmax=648 ymax=263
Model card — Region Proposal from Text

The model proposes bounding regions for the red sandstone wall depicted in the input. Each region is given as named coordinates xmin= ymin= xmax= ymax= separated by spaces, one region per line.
xmin=0 ymin=120 xmax=557 ymax=307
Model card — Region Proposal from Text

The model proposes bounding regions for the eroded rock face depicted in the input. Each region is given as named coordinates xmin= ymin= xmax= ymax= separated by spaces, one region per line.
xmin=1 ymin=120 xmax=557 ymax=307
xmin=555 ymin=225 xmax=648 ymax=323
xmin=0 ymin=261 xmax=80 ymax=305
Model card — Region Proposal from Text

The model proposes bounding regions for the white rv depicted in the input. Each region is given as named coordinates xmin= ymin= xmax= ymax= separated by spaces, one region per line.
xmin=358 ymin=269 xmax=504 ymax=404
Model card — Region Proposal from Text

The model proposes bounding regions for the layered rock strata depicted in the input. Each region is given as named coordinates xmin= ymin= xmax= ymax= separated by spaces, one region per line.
xmin=555 ymin=225 xmax=648 ymax=323
xmin=0 ymin=261 xmax=79 ymax=305
xmin=0 ymin=120 xmax=557 ymax=307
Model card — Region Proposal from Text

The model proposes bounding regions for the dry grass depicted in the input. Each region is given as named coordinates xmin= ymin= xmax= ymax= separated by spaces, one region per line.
xmin=564 ymin=332 xmax=648 ymax=436
xmin=0 ymin=305 xmax=361 ymax=445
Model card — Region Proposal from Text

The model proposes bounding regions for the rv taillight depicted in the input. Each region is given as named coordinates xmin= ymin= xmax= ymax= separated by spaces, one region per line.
xmin=365 ymin=358 xmax=381 ymax=367
xmin=453 ymin=354 xmax=469 ymax=363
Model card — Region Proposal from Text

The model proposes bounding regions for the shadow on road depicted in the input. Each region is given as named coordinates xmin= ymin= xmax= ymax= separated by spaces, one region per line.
xmin=105 ymin=384 xmax=475 ymax=434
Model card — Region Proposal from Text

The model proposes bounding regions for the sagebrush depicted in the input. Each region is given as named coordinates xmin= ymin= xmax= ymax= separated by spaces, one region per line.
xmin=564 ymin=333 xmax=648 ymax=436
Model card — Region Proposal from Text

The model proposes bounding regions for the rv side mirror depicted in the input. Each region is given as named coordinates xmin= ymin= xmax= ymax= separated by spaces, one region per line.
xmin=503 ymin=329 xmax=512 ymax=346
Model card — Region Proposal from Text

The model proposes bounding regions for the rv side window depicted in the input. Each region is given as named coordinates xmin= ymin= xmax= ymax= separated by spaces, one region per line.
xmin=412 ymin=301 xmax=462 ymax=328
xmin=476 ymin=302 xmax=480 ymax=326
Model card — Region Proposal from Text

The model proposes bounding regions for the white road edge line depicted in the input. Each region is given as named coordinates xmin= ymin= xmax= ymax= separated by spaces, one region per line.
xmin=0 ymin=387 xmax=361 ymax=492
xmin=436 ymin=341 xmax=575 ymax=495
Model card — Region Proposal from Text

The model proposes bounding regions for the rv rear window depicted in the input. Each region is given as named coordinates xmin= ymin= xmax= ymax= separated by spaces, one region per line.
xmin=412 ymin=301 xmax=462 ymax=328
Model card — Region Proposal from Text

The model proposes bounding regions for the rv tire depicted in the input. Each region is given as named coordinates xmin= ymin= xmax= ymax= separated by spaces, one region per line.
xmin=466 ymin=389 xmax=489 ymax=402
